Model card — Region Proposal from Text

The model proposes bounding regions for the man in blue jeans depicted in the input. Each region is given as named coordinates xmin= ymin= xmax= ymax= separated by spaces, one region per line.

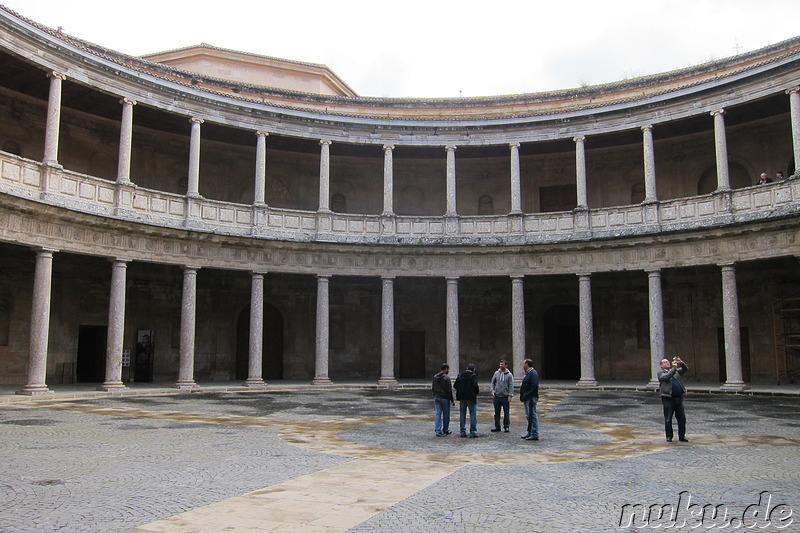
xmin=519 ymin=358 xmax=539 ymax=441
xmin=490 ymin=359 xmax=514 ymax=432
xmin=454 ymin=363 xmax=480 ymax=438
xmin=431 ymin=363 xmax=454 ymax=436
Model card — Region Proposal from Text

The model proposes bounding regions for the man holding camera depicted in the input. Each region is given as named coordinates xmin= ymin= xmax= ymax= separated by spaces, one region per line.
xmin=658 ymin=356 xmax=689 ymax=442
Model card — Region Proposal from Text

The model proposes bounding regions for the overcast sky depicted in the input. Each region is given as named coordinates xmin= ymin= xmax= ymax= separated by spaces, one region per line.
xmin=5 ymin=1 xmax=800 ymax=98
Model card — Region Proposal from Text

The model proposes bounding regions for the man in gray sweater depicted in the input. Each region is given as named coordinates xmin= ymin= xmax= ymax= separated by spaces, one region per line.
xmin=490 ymin=359 xmax=514 ymax=433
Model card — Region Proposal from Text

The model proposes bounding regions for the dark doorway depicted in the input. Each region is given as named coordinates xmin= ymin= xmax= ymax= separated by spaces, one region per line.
xmin=717 ymin=327 xmax=751 ymax=382
xmin=236 ymin=303 xmax=285 ymax=380
xmin=76 ymin=325 xmax=107 ymax=383
xmin=542 ymin=305 xmax=580 ymax=380
xmin=539 ymin=185 xmax=577 ymax=213
xmin=399 ymin=331 xmax=425 ymax=378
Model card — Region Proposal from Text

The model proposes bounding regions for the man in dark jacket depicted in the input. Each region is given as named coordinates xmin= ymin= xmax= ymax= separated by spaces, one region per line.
xmin=519 ymin=358 xmax=539 ymax=441
xmin=454 ymin=363 xmax=480 ymax=438
xmin=658 ymin=357 xmax=689 ymax=442
xmin=432 ymin=363 xmax=455 ymax=436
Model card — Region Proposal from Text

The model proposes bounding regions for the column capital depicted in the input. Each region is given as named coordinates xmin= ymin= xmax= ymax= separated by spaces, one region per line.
xmin=109 ymin=257 xmax=131 ymax=265
xmin=183 ymin=265 xmax=201 ymax=272
xmin=120 ymin=97 xmax=137 ymax=106
xmin=381 ymin=275 xmax=396 ymax=281
xmin=645 ymin=268 xmax=662 ymax=275
xmin=255 ymin=130 xmax=269 ymax=138
xmin=250 ymin=270 xmax=267 ymax=277
xmin=320 ymin=139 xmax=332 ymax=146
xmin=576 ymin=272 xmax=592 ymax=278
xmin=510 ymin=275 xmax=525 ymax=281
xmin=573 ymin=135 xmax=586 ymax=143
xmin=641 ymin=124 xmax=653 ymax=132
xmin=47 ymin=71 xmax=66 ymax=81
xmin=445 ymin=276 xmax=459 ymax=282
xmin=445 ymin=145 xmax=457 ymax=152
xmin=786 ymin=86 xmax=800 ymax=95
xmin=383 ymin=143 xmax=394 ymax=152
xmin=32 ymin=246 xmax=59 ymax=255
xmin=719 ymin=262 xmax=736 ymax=270
xmin=509 ymin=142 xmax=520 ymax=149
xmin=317 ymin=273 xmax=332 ymax=280
xmin=190 ymin=117 xmax=204 ymax=125
xmin=710 ymin=108 xmax=726 ymax=117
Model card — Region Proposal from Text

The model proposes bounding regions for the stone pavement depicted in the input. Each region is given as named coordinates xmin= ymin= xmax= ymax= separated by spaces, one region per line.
xmin=0 ymin=386 xmax=798 ymax=532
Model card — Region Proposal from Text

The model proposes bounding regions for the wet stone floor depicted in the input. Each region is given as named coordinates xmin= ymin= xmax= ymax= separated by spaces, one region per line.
xmin=0 ymin=388 xmax=798 ymax=532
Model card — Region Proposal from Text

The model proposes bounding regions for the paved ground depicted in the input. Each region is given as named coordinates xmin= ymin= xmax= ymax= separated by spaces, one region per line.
xmin=1 ymin=387 xmax=798 ymax=532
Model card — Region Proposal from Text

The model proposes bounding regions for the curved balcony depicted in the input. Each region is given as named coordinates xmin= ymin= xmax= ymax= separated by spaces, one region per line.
xmin=2 ymin=151 xmax=798 ymax=247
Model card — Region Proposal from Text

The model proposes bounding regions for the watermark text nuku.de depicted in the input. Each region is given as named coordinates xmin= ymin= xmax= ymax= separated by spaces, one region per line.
xmin=618 ymin=491 xmax=794 ymax=529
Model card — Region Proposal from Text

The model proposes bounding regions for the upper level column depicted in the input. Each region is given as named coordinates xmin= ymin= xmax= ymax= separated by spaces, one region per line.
xmin=446 ymin=276 xmax=460 ymax=377
xmin=642 ymin=125 xmax=657 ymax=202
xmin=254 ymin=131 xmax=268 ymax=206
xmin=116 ymin=98 xmax=136 ymax=185
xmin=187 ymin=118 xmax=204 ymax=198
xmin=574 ymin=136 xmax=588 ymax=209
xmin=788 ymin=87 xmax=800 ymax=173
xmin=319 ymin=140 xmax=332 ymax=213
xmin=17 ymin=248 xmax=58 ymax=396
xmin=382 ymin=144 xmax=394 ymax=215
xmin=711 ymin=109 xmax=730 ymax=191
xmin=445 ymin=145 xmax=457 ymax=216
xmin=43 ymin=72 xmax=66 ymax=166
xmin=576 ymin=273 xmax=597 ymax=387
xmin=509 ymin=143 xmax=522 ymax=214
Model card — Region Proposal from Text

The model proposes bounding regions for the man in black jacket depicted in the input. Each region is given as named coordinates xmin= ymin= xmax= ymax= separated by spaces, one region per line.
xmin=657 ymin=357 xmax=689 ymax=442
xmin=519 ymin=358 xmax=539 ymax=441
xmin=431 ymin=363 xmax=455 ymax=436
xmin=454 ymin=363 xmax=480 ymax=438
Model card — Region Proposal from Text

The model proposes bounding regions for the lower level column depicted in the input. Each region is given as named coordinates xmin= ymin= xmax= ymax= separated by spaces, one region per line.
xmin=99 ymin=259 xmax=129 ymax=391
xmin=720 ymin=263 xmax=747 ymax=391
xmin=17 ymin=248 xmax=57 ymax=395
xmin=175 ymin=266 xmax=199 ymax=389
xmin=511 ymin=275 xmax=526 ymax=382
xmin=446 ymin=277 xmax=460 ymax=378
xmin=576 ymin=273 xmax=598 ymax=387
xmin=378 ymin=276 xmax=397 ymax=385
xmin=313 ymin=274 xmax=333 ymax=385
xmin=646 ymin=269 xmax=665 ymax=388
xmin=244 ymin=272 xmax=267 ymax=387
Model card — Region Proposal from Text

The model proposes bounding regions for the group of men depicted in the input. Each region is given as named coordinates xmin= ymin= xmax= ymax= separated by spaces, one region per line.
xmin=432 ymin=359 xmax=540 ymax=441
xmin=433 ymin=355 xmax=691 ymax=444
xmin=757 ymin=170 xmax=785 ymax=184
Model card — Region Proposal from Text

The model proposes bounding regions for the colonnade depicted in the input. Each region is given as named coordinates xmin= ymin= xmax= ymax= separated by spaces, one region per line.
xmin=37 ymin=72 xmax=800 ymax=216
xmin=15 ymin=251 xmax=749 ymax=395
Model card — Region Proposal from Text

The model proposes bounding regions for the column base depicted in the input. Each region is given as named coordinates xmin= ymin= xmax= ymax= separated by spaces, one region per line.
xmin=97 ymin=382 xmax=127 ymax=392
xmin=575 ymin=379 xmax=598 ymax=388
xmin=720 ymin=381 xmax=748 ymax=392
xmin=645 ymin=379 xmax=659 ymax=389
xmin=312 ymin=377 xmax=333 ymax=386
xmin=173 ymin=380 xmax=199 ymax=390
xmin=16 ymin=384 xmax=53 ymax=396
xmin=242 ymin=378 xmax=267 ymax=388
xmin=377 ymin=377 xmax=398 ymax=387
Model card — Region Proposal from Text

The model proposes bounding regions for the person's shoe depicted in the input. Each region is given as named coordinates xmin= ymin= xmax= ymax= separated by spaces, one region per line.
xmin=490 ymin=428 xmax=501 ymax=432
xmin=469 ymin=433 xmax=481 ymax=438
xmin=460 ymin=434 xmax=467 ymax=438
xmin=444 ymin=430 xmax=452 ymax=435
xmin=666 ymin=437 xmax=673 ymax=442
xmin=679 ymin=437 xmax=689 ymax=442
xmin=504 ymin=428 xmax=509 ymax=433
xmin=520 ymin=435 xmax=530 ymax=439
xmin=525 ymin=436 xmax=539 ymax=441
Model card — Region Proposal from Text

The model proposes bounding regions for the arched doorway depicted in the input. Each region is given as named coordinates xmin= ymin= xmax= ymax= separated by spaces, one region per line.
xmin=697 ymin=161 xmax=752 ymax=194
xmin=542 ymin=305 xmax=580 ymax=380
xmin=235 ymin=303 xmax=284 ymax=380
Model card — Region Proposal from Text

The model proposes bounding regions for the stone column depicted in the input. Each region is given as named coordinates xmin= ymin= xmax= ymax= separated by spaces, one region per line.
xmin=175 ymin=266 xmax=199 ymax=389
xmin=446 ymin=277 xmax=460 ymax=377
xmin=17 ymin=248 xmax=57 ymax=395
xmin=254 ymin=131 xmax=268 ymax=206
xmin=382 ymin=144 xmax=394 ymax=215
xmin=319 ymin=140 xmax=332 ymax=213
xmin=99 ymin=259 xmax=129 ymax=391
xmin=574 ymin=136 xmax=588 ymax=209
xmin=445 ymin=145 xmax=457 ymax=216
xmin=116 ymin=98 xmax=136 ymax=185
xmin=788 ymin=87 xmax=800 ymax=173
xmin=642 ymin=125 xmax=657 ymax=202
xmin=244 ymin=272 xmax=267 ymax=387
xmin=510 ymin=143 xmax=522 ymax=214
xmin=379 ymin=276 xmax=397 ymax=385
xmin=511 ymin=275 xmax=526 ymax=381
xmin=187 ymin=118 xmax=204 ymax=197
xmin=576 ymin=273 xmax=597 ymax=386
xmin=43 ymin=72 xmax=66 ymax=166
xmin=720 ymin=263 xmax=746 ymax=391
xmin=314 ymin=274 xmax=332 ymax=385
xmin=711 ymin=109 xmax=730 ymax=191
xmin=646 ymin=269 xmax=665 ymax=388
